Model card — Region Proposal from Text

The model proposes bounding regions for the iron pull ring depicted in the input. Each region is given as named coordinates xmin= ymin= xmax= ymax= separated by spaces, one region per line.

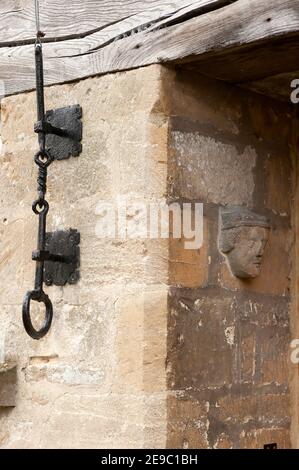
xmin=22 ymin=290 xmax=53 ymax=340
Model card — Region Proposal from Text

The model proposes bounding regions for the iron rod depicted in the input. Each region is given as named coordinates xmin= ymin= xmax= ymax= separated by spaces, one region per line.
xmin=35 ymin=44 xmax=46 ymax=150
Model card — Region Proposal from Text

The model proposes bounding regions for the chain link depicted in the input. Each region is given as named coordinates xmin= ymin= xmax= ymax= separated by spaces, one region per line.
xmin=22 ymin=38 xmax=53 ymax=340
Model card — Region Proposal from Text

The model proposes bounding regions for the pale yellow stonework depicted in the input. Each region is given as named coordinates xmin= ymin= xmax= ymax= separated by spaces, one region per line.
xmin=0 ymin=65 xmax=169 ymax=448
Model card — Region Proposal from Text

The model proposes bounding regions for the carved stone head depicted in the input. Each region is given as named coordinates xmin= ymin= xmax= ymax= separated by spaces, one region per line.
xmin=219 ymin=206 xmax=270 ymax=279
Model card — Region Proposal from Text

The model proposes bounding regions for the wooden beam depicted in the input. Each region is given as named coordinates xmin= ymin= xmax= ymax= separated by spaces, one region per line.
xmin=182 ymin=35 xmax=299 ymax=83
xmin=0 ymin=0 xmax=298 ymax=96
xmin=0 ymin=0 xmax=179 ymax=44
xmin=240 ymin=70 xmax=299 ymax=102
xmin=0 ymin=0 xmax=225 ymax=46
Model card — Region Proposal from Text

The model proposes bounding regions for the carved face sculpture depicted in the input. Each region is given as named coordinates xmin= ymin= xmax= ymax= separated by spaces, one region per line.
xmin=219 ymin=207 xmax=270 ymax=279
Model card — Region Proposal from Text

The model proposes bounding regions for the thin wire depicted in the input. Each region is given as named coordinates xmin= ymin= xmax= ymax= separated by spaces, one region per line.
xmin=34 ymin=0 xmax=44 ymax=44
xmin=35 ymin=0 xmax=40 ymax=36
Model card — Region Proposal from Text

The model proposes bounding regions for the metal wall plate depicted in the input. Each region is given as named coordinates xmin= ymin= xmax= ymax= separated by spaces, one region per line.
xmin=45 ymin=104 xmax=83 ymax=160
xmin=44 ymin=229 xmax=80 ymax=286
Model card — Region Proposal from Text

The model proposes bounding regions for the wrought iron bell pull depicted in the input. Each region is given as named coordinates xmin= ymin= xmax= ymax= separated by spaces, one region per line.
xmin=22 ymin=36 xmax=82 ymax=340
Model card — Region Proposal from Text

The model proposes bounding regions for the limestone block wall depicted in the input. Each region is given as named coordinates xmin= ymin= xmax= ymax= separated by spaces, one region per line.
xmin=0 ymin=65 xmax=169 ymax=448
xmin=0 ymin=64 xmax=297 ymax=449
xmin=164 ymin=70 xmax=295 ymax=449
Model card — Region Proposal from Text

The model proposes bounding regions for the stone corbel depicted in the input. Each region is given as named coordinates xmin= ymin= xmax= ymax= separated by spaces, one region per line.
xmin=0 ymin=362 xmax=17 ymax=407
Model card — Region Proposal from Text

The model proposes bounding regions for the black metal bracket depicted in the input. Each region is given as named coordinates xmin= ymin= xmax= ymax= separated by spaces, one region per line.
xmin=37 ymin=229 xmax=81 ymax=286
xmin=34 ymin=104 xmax=83 ymax=160
xmin=264 ymin=443 xmax=277 ymax=449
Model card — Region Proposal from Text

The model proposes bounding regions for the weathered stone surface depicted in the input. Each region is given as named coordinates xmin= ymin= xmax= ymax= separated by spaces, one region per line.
xmin=170 ymin=131 xmax=256 ymax=204
xmin=213 ymin=433 xmax=233 ymax=449
xmin=0 ymin=64 xmax=295 ymax=449
xmin=167 ymin=291 xmax=235 ymax=390
xmin=0 ymin=65 xmax=169 ymax=448
xmin=256 ymin=326 xmax=291 ymax=387
xmin=162 ymin=70 xmax=242 ymax=137
xmin=25 ymin=364 xmax=105 ymax=385
xmin=239 ymin=428 xmax=291 ymax=449
xmin=239 ymin=334 xmax=255 ymax=384
xmin=217 ymin=394 xmax=291 ymax=427
xmin=264 ymin=151 xmax=292 ymax=216
xmin=0 ymin=208 xmax=26 ymax=306
xmin=168 ymin=215 xmax=208 ymax=288
xmin=167 ymin=285 xmax=291 ymax=448
xmin=114 ymin=286 xmax=167 ymax=393
xmin=0 ymin=363 xmax=17 ymax=407
xmin=167 ymin=393 xmax=209 ymax=449
xmin=167 ymin=289 xmax=290 ymax=390
xmin=167 ymin=70 xmax=292 ymax=448
xmin=247 ymin=96 xmax=292 ymax=147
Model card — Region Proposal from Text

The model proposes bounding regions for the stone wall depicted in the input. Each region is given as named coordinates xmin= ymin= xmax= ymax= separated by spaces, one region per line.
xmin=0 ymin=65 xmax=169 ymax=448
xmin=164 ymin=70 xmax=294 ymax=449
xmin=0 ymin=64 xmax=296 ymax=448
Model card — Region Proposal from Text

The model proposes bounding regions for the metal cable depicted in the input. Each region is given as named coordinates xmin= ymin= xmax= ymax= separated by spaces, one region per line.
xmin=34 ymin=0 xmax=40 ymax=36
xmin=34 ymin=0 xmax=45 ymax=41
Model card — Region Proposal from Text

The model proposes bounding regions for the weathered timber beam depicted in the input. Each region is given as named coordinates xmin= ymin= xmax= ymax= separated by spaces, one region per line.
xmin=183 ymin=35 xmax=299 ymax=83
xmin=0 ymin=0 xmax=298 ymax=96
xmin=0 ymin=0 xmax=227 ymax=46
xmin=240 ymin=70 xmax=299 ymax=102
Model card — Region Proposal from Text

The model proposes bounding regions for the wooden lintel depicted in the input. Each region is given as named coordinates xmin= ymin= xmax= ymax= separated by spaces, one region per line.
xmin=0 ymin=0 xmax=298 ymax=97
